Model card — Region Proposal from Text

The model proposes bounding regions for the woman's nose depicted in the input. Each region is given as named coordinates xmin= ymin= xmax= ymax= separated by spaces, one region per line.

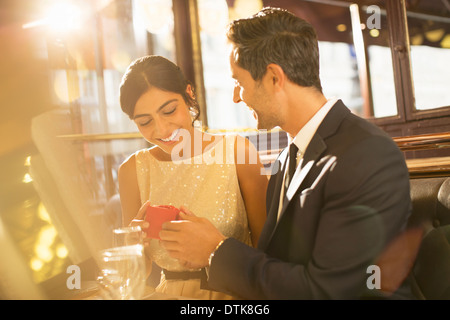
xmin=153 ymin=117 xmax=169 ymax=137
xmin=233 ymin=86 xmax=242 ymax=104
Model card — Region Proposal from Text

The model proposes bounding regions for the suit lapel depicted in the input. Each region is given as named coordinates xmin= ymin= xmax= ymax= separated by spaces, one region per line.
xmin=276 ymin=134 xmax=326 ymax=226
xmin=259 ymin=100 xmax=351 ymax=249
xmin=258 ymin=136 xmax=326 ymax=250
xmin=280 ymin=100 xmax=349 ymax=214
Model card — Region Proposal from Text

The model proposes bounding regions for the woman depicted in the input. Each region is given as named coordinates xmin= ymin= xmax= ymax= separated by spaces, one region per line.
xmin=118 ymin=55 xmax=268 ymax=299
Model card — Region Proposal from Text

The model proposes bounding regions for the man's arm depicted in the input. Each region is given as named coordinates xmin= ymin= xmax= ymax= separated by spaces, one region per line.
xmin=208 ymin=135 xmax=411 ymax=299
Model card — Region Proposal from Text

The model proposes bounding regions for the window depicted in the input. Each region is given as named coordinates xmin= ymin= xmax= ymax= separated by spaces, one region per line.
xmin=408 ymin=11 xmax=450 ymax=111
xmin=364 ymin=10 xmax=398 ymax=118
xmin=197 ymin=0 xmax=260 ymax=130
xmin=44 ymin=0 xmax=178 ymax=200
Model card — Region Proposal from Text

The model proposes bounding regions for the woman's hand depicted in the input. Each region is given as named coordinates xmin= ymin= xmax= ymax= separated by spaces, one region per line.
xmin=128 ymin=200 xmax=151 ymax=240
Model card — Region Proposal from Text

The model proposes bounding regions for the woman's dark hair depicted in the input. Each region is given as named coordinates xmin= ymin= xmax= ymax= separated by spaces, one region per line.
xmin=227 ymin=7 xmax=322 ymax=92
xmin=119 ymin=55 xmax=200 ymax=122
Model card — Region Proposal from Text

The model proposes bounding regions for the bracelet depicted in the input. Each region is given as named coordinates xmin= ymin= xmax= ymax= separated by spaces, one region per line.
xmin=208 ymin=238 xmax=226 ymax=267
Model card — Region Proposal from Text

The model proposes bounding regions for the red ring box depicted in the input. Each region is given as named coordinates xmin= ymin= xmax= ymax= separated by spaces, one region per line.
xmin=145 ymin=205 xmax=180 ymax=239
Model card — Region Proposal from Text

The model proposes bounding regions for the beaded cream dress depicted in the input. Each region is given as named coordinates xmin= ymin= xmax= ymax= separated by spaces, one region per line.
xmin=135 ymin=135 xmax=252 ymax=299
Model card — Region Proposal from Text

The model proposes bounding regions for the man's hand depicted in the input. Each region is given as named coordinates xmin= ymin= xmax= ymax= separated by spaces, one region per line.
xmin=159 ymin=206 xmax=226 ymax=269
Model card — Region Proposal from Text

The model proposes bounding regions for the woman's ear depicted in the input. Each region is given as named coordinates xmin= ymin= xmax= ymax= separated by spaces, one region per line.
xmin=186 ymin=84 xmax=195 ymax=99
xmin=185 ymin=84 xmax=199 ymax=124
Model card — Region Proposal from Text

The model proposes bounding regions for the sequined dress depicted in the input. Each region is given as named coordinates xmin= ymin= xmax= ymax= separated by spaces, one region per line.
xmin=135 ymin=135 xmax=252 ymax=299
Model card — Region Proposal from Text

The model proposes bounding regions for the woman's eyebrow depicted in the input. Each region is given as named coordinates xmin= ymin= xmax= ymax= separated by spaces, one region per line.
xmin=133 ymin=99 xmax=178 ymax=119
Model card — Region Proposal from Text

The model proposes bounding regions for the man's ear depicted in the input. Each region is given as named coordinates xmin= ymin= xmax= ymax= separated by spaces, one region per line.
xmin=265 ymin=64 xmax=286 ymax=91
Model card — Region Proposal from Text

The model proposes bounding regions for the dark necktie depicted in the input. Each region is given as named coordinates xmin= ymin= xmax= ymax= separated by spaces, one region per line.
xmin=286 ymin=143 xmax=298 ymax=188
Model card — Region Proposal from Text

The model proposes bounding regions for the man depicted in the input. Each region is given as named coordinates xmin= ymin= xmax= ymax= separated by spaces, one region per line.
xmin=160 ymin=7 xmax=413 ymax=299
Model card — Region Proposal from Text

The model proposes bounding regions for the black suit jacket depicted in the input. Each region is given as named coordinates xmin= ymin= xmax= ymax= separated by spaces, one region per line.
xmin=208 ymin=100 xmax=413 ymax=299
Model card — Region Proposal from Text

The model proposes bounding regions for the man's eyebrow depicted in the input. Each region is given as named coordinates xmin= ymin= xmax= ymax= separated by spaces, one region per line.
xmin=133 ymin=99 xmax=177 ymax=119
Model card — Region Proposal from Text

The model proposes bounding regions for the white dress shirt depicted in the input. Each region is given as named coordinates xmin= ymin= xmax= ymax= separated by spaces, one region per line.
xmin=277 ymin=99 xmax=338 ymax=220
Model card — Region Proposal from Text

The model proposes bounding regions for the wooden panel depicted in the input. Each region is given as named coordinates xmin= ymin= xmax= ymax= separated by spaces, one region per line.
xmin=407 ymin=157 xmax=450 ymax=178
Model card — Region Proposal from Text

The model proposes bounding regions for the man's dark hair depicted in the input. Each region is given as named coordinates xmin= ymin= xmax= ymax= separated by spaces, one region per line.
xmin=227 ymin=7 xmax=322 ymax=92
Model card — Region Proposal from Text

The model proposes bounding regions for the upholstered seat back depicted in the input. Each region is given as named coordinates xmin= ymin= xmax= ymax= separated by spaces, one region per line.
xmin=409 ymin=177 xmax=450 ymax=300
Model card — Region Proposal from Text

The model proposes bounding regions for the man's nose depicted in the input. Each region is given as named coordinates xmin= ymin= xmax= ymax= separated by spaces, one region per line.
xmin=233 ymin=86 xmax=242 ymax=104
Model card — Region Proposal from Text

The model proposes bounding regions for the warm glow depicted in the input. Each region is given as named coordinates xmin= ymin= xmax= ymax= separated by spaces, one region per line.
xmin=336 ymin=24 xmax=347 ymax=32
xmin=441 ymin=34 xmax=450 ymax=48
xmin=369 ymin=29 xmax=380 ymax=38
xmin=38 ymin=225 xmax=57 ymax=247
xmin=134 ymin=0 xmax=173 ymax=34
xmin=30 ymin=258 xmax=44 ymax=272
xmin=34 ymin=225 xmax=57 ymax=263
xmin=198 ymin=0 xmax=229 ymax=36
xmin=111 ymin=51 xmax=133 ymax=73
xmin=411 ymin=34 xmax=424 ymax=46
xmin=22 ymin=173 xmax=33 ymax=183
xmin=53 ymin=71 xmax=80 ymax=103
xmin=23 ymin=1 xmax=84 ymax=33
xmin=425 ymin=29 xmax=445 ymax=42
xmin=38 ymin=202 xmax=52 ymax=223
xmin=35 ymin=244 xmax=54 ymax=262
xmin=230 ymin=0 xmax=263 ymax=20
xmin=56 ymin=244 xmax=69 ymax=259
xmin=48 ymin=2 xmax=82 ymax=31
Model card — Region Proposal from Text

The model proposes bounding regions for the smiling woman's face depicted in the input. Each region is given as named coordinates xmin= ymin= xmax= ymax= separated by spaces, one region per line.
xmin=133 ymin=86 xmax=194 ymax=156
